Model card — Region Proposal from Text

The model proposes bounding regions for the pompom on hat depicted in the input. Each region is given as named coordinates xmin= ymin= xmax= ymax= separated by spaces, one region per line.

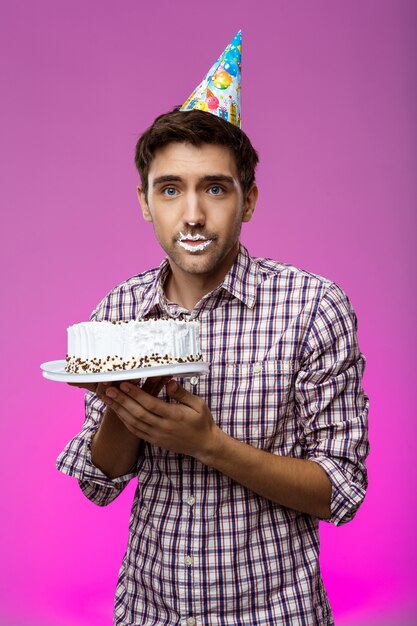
xmin=180 ymin=30 xmax=242 ymax=128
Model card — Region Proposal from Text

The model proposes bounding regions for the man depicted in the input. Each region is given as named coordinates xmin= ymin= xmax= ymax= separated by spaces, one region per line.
xmin=57 ymin=107 xmax=369 ymax=625
xmin=57 ymin=32 xmax=369 ymax=626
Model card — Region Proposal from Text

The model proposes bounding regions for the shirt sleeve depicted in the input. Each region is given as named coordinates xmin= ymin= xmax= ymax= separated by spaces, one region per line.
xmin=56 ymin=391 xmax=137 ymax=506
xmin=295 ymin=282 xmax=370 ymax=526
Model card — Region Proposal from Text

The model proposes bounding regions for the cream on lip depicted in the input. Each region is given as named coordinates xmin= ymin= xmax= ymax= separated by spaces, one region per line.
xmin=177 ymin=232 xmax=213 ymax=253
xmin=178 ymin=239 xmax=213 ymax=252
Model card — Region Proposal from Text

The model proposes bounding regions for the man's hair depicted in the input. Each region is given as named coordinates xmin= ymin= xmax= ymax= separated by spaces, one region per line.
xmin=134 ymin=108 xmax=259 ymax=199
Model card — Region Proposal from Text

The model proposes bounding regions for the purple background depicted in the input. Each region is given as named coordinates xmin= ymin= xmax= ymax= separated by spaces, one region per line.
xmin=1 ymin=1 xmax=416 ymax=624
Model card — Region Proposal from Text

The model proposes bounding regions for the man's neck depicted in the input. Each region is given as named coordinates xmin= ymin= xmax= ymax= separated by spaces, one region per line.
xmin=164 ymin=246 xmax=239 ymax=312
xmin=164 ymin=272 xmax=213 ymax=312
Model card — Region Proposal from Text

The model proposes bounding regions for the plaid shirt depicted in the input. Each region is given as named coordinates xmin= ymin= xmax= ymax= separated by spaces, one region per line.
xmin=57 ymin=244 xmax=369 ymax=626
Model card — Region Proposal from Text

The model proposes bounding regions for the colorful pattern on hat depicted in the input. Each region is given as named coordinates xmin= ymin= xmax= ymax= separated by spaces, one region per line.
xmin=180 ymin=30 xmax=242 ymax=128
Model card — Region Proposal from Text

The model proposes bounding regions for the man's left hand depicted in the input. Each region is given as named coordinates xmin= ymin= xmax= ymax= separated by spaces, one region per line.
xmin=99 ymin=379 xmax=218 ymax=457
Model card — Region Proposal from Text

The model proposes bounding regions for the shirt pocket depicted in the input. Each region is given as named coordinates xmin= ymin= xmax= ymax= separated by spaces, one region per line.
xmin=208 ymin=359 xmax=295 ymax=448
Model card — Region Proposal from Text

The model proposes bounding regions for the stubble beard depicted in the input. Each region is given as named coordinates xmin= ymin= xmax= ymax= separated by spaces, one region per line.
xmin=157 ymin=224 xmax=243 ymax=277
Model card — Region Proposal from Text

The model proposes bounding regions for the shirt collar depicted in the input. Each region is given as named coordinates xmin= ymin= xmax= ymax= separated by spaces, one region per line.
xmin=138 ymin=243 xmax=258 ymax=318
xmin=219 ymin=243 xmax=258 ymax=308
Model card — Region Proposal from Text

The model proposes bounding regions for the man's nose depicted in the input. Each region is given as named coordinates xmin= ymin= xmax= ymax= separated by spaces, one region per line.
xmin=183 ymin=193 xmax=205 ymax=226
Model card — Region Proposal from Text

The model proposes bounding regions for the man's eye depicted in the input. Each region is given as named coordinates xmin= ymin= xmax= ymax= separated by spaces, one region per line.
xmin=163 ymin=187 xmax=178 ymax=197
xmin=208 ymin=186 xmax=224 ymax=196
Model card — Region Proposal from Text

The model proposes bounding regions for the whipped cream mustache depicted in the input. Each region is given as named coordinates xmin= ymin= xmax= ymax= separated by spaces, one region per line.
xmin=177 ymin=232 xmax=214 ymax=252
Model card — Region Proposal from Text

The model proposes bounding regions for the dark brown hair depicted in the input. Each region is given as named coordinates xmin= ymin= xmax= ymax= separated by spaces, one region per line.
xmin=134 ymin=108 xmax=259 ymax=199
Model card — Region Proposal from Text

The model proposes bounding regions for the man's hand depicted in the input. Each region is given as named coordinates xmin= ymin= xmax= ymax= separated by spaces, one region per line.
xmin=101 ymin=379 xmax=219 ymax=458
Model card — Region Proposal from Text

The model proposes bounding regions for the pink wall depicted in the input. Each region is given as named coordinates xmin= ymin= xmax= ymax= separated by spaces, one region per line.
xmin=1 ymin=1 xmax=416 ymax=624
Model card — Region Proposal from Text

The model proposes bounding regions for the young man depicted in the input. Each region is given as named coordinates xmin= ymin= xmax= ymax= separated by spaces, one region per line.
xmin=57 ymin=108 xmax=369 ymax=625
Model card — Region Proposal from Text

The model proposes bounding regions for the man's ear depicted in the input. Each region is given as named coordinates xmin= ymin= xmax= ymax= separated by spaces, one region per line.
xmin=137 ymin=185 xmax=153 ymax=222
xmin=242 ymin=182 xmax=258 ymax=223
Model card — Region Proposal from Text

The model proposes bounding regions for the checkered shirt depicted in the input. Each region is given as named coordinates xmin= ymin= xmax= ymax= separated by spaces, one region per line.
xmin=57 ymin=244 xmax=369 ymax=626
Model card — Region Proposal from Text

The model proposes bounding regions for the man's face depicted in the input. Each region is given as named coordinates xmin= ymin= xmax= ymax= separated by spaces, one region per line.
xmin=138 ymin=142 xmax=257 ymax=279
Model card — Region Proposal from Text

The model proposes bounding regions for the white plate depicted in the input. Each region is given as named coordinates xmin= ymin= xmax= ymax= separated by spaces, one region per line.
xmin=40 ymin=360 xmax=210 ymax=383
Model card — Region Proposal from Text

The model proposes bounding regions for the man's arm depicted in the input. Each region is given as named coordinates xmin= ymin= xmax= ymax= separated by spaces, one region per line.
xmin=197 ymin=423 xmax=332 ymax=519
xmin=99 ymin=379 xmax=332 ymax=518
xmin=90 ymin=406 xmax=143 ymax=479
xmin=71 ymin=376 xmax=169 ymax=479
xmin=56 ymin=387 xmax=135 ymax=507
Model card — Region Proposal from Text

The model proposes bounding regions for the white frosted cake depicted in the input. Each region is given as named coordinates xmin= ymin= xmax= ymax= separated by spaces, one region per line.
xmin=65 ymin=319 xmax=202 ymax=373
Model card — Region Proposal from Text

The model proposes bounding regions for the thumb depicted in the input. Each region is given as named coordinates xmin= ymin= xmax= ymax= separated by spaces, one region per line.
xmin=166 ymin=379 xmax=199 ymax=408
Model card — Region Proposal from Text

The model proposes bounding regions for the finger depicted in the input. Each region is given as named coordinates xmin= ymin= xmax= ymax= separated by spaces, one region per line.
xmin=142 ymin=376 xmax=170 ymax=397
xmin=102 ymin=390 xmax=161 ymax=433
xmin=117 ymin=382 xmax=175 ymax=418
xmin=142 ymin=377 xmax=157 ymax=394
xmin=119 ymin=417 xmax=159 ymax=445
xmin=165 ymin=379 xmax=201 ymax=410
xmin=93 ymin=382 xmax=111 ymax=402
xmin=104 ymin=385 xmax=167 ymax=422
xmin=117 ymin=409 xmax=155 ymax=440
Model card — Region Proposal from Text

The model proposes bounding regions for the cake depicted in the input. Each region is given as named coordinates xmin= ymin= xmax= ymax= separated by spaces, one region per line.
xmin=65 ymin=319 xmax=202 ymax=373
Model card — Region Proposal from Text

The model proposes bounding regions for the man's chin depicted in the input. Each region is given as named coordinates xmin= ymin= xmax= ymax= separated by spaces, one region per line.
xmin=174 ymin=258 xmax=217 ymax=275
xmin=167 ymin=248 xmax=219 ymax=275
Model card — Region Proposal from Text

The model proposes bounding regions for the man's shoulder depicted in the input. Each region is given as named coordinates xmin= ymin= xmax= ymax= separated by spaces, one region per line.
xmin=251 ymin=253 xmax=354 ymax=319
xmin=115 ymin=265 xmax=161 ymax=289
xmin=252 ymin=254 xmax=333 ymax=289
xmin=249 ymin=254 xmax=355 ymax=331
xmin=90 ymin=265 xmax=161 ymax=320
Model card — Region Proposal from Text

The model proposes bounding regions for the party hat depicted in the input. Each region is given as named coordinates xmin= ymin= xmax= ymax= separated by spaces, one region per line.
xmin=180 ymin=30 xmax=242 ymax=128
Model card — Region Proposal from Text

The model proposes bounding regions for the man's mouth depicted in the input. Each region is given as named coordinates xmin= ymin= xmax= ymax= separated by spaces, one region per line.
xmin=177 ymin=232 xmax=214 ymax=253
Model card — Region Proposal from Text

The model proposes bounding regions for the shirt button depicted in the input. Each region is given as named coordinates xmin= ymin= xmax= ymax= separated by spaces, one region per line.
xmin=184 ymin=555 xmax=193 ymax=566
xmin=253 ymin=362 xmax=262 ymax=373
xmin=190 ymin=376 xmax=199 ymax=386
xmin=186 ymin=618 xmax=196 ymax=626
xmin=187 ymin=495 xmax=196 ymax=506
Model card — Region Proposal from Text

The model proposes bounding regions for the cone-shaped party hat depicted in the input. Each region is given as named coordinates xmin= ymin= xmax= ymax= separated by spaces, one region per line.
xmin=180 ymin=30 xmax=242 ymax=128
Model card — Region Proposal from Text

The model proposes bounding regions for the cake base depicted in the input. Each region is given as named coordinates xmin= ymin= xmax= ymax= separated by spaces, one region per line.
xmin=65 ymin=353 xmax=203 ymax=374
